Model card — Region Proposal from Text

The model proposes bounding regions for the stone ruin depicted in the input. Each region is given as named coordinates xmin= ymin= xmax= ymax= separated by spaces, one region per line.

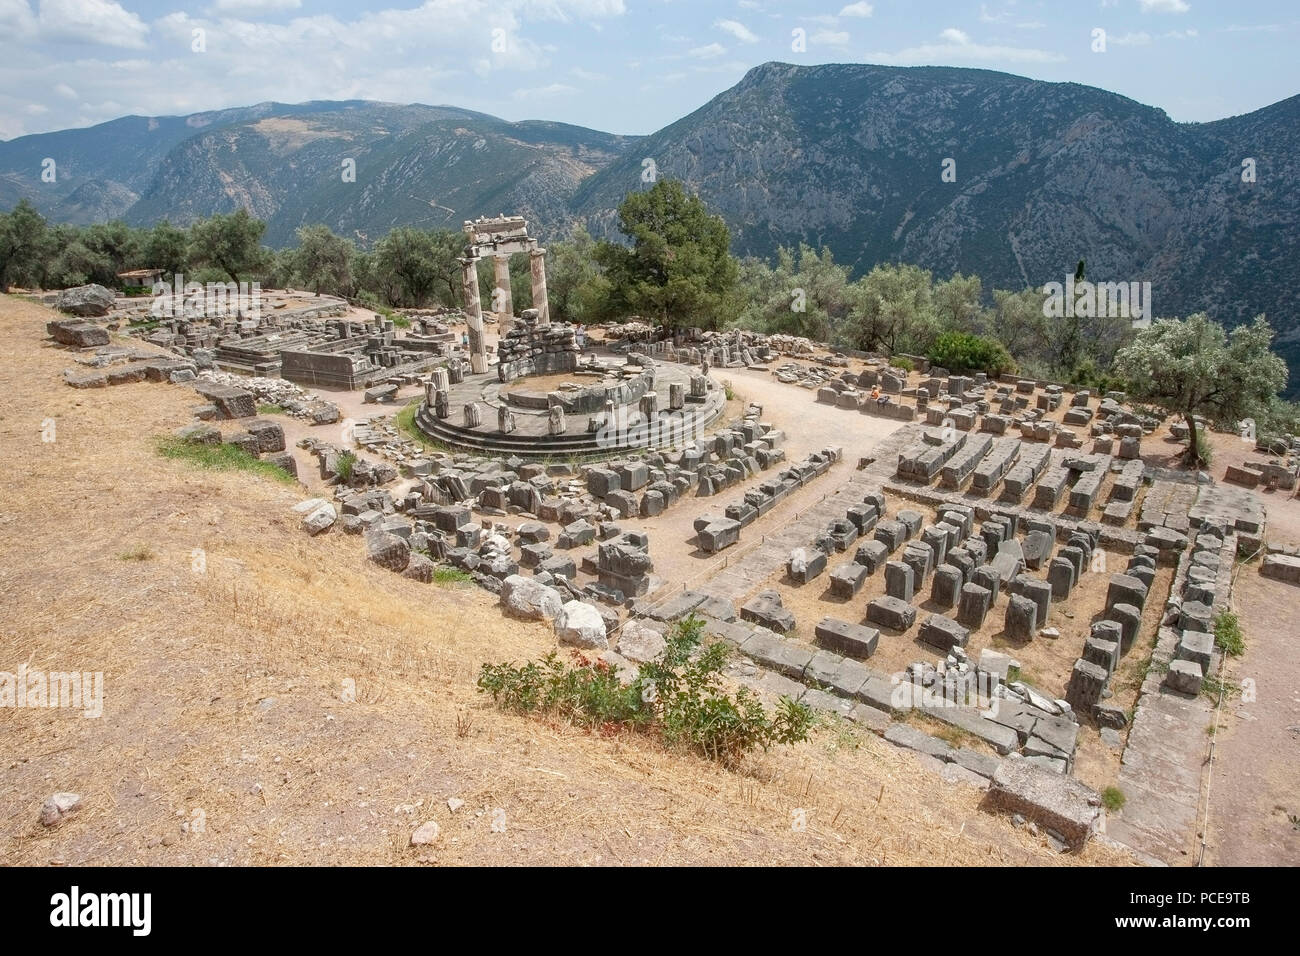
xmin=496 ymin=310 xmax=579 ymax=382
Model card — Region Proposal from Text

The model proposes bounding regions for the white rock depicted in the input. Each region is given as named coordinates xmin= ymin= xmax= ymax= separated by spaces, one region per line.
xmin=447 ymin=798 xmax=464 ymax=813
xmin=789 ymin=548 xmax=808 ymax=575
xmin=500 ymin=575 xmax=562 ymax=622
xmin=301 ymin=501 xmax=337 ymax=535
xmin=555 ymin=600 xmax=608 ymax=649
xmin=40 ymin=792 xmax=82 ymax=827
xmin=617 ymin=619 xmax=666 ymax=663
xmin=291 ymin=497 xmax=329 ymax=514
xmin=410 ymin=820 xmax=440 ymax=845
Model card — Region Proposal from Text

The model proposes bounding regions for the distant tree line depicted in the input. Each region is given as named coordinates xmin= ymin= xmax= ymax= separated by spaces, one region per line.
xmin=2 ymin=181 xmax=1294 ymax=449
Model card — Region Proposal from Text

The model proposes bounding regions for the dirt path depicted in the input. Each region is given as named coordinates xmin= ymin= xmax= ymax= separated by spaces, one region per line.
xmin=618 ymin=366 xmax=906 ymax=587
xmin=1202 ymin=566 xmax=1300 ymax=865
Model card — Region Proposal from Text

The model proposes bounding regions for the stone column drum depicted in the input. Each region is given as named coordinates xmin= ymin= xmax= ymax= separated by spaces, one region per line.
xmin=493 ymin=255 xmax=514 ymax=336
xmin=529 ymin=248 xmax=550 ymax=326
xmin=459 ymin=256 xmax=487 ymax=374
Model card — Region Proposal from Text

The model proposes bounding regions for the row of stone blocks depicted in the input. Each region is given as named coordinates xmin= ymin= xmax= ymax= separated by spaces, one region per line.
xmin=816 ymin=384 xmax=917 ymax=421
xmin=1163 ymin=522 xmax=1232 ymax=695
xmin=1065 ymin=527 xmax=1173 ymax=713
xmin=695 ymin=447 xmax=842 ymax=554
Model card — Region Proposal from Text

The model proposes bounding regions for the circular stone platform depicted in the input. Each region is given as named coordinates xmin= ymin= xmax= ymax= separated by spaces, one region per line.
xmin=415 ymin=358 xmax=726 ymax=458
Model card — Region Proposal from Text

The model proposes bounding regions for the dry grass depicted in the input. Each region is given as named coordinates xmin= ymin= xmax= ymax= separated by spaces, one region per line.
xmin=0 ymin=295 xmax=1135 ymax=866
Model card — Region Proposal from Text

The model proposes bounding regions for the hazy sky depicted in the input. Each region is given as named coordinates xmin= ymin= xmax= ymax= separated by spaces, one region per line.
xmin=2 ymin=0 xmax=1297 ymax=140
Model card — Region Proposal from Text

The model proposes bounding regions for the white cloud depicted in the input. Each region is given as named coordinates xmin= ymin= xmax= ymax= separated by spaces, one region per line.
xmin=38 ymin=0 xmax=149 ymax=49
xmin=513 ymin=82 xmax=576 ymax=99
xmin=206 ymin=0 xmax=301 ymax=14
xmin=4 ymin=0 xmax=632 ymax=136
xmin=812 ymin=29 xmax=850 ymax=47
xmin=1139 ymin=0 xmax=1189 ymax=12
xmin=0 ymin=0 xmax=37 ymax=37
xmin=1111 ymin=31 xmax=1153 ymax=46
xmin=839 ymin=1 xmax=873 ymax=17
xmin=688 ymin=42 xmax=726 ymax=58
xmin=865 ymin=29 xmax=1065 ymax=65
xmin=715 ymin=18 xmax=757 ymax=43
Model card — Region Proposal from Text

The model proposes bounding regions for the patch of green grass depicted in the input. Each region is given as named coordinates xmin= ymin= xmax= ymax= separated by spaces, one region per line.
xmin=394 ymin=400 xmax=450 ymax=454
xmin=722 ymin=379 xmax=736 ymax=401
xmin=1101 ymin=786 xmax=1126 ymax=812
xmin=335 ymin=450 xmax=358 ymax=484
xmin=433 ymin=566 xmax=473 ymax=587
xmin=822 ymin=721 xmax=860 ymax=755
xmin=257 ymin=403 xmax=287 ymax=416
xmin=1193 ymin=424 xmax=1214 ymax=468
xmin=390 ymin=314 xmax=411 ymax=328
xmin=1006 ymin=664 xmax=1040 ymax=686
xmin=156 ymin=435 xmax=296 ymax=484
xmin=118 ymin=543 xmax=154 ymax=561
xmin=1212 ymin=609 xmax=1245 ymax=657
xmin=1202 ymin=673 xmax=1239 ymax=701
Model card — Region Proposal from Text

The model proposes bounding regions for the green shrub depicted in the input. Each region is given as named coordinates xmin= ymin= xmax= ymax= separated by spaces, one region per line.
xmin=477 ymin=614 xmax=814 ymax=765
xmin=1067 ymin=358 xmax=1127 ymax=394
xmin=257 ymin=403 xmax=286 ymax=416
xmin=927 ymin=332 xmax=1016 ymax=377
xmin=891 ymin=356 xmax=915 ymax=373
xmin=356 ymin=291 xmax=396 ymax=318
xmin=335 ymin=451 xmax=357 ymax=484
xmin=1212 ymin=609 xmax=1245 ymax=657
xmin=1102 ymin=786 xmax=1126 ymax=812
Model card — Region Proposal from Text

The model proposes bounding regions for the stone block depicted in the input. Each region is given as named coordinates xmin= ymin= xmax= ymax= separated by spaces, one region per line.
xmin=884 ymin=560 xmax=915 ymax=601
xmin=698 ymin=518 xmax=741 ymax=553
xmin=957 ymin=583 xmax=992 ymax=630
xmin=830 ymin=562 xmax=869 ymax=598
xmin=740 ymin=589 xmax=795 ymax=633
xmin=1004 ymin=594 xmax=1038 ymax=639
xmin=918 ymin=613 xmax=970 ymax=652
xmin=814 ymin=617 xmax=880 ymax=659
xmin=930 ymin=564 xmax=962 ymax=608
xmin=866 ymin=596 xmax=917 ymax=631
xmin=1165 ymin=659 xmax=1203 ymax=695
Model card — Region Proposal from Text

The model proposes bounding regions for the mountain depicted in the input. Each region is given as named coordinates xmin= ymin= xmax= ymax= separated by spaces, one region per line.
xmin=573 ymin=63 xmax=1298 ymax=372
xmin=0 ymin=101 xmax=634 ymax=245
xmin=2 ymin=63 xmax=1297 ymax=392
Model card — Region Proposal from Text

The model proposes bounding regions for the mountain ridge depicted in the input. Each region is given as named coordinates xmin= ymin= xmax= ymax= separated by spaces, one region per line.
xmin=2 ymin=62 xmax=1296 ymax=391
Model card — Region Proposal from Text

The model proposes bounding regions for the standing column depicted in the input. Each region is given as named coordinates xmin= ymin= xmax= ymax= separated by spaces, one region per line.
xmin=529 ymin=247 xmax=550 ymax=326
xmin=459 ymin=255 xmax=487 ymax=375
xmin=493 ymin=255 xmax=514 ymax=337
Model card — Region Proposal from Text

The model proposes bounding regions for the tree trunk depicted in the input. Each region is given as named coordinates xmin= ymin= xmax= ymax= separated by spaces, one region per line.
xmin=1184 ymin=411 xmax=1202 ymax=469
